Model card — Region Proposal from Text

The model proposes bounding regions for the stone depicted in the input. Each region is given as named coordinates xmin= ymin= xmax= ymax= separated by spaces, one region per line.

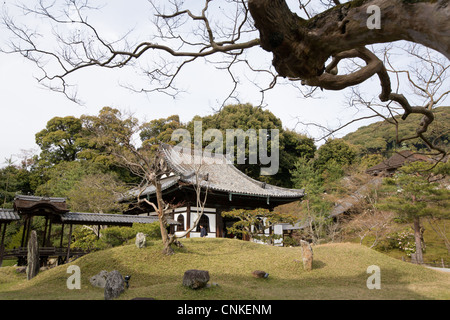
xmin=47 ymin=258 xmax=58 ymax=268
xmin=182 ymin=269 xmax=210 ymax=289
xmin=173 ymin=240 xmax=184 ymax=248
xmin=252 ymin=270 xmax=269 ymax=279
xmin=15 ymin=266 xmax=26 ymax=274
xmin=104 ymin=270 xmax=125 ymax=300
xmin=90 ymin=270 xmax=109 ymax=288
xmin=26 ymin=230 xmax=40 ymax=280
xmin=300 ymin=240 xmax=313 ymax=271
xmin=135 ymin=232 xmax=146 ymax=248
xmin=206 ymin=282 xmax=219 ymax=288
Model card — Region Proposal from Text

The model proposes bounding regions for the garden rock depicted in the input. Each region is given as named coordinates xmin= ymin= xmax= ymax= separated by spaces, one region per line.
xmin=104 ymin=270 xmax=125 ymax=300
xmin=26 ymin=230 xmax=40 ymax=280
xmin=135 ymin=232 xmax=146 ymax=248
xmin=90 ymin=270 xmax=109 ymax=288
xmin=15 ymin=266 xmax=26 ymax=274
xmin=252 ymin=270 xmax=269 ymax=279
xmin=300 ymin=240 xmax=313 ymax=271
xmin=182 ymin=269 xmax=210 ymax=289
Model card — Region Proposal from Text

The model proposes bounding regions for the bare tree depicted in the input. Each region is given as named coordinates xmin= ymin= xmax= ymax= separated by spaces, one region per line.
xmin=346 ymin=44 xmax=449 ymax=152
xmin=1 ymin=1 xmax=449 ymax=152
xmin=78 ymin=108 xmax=180 ymax=254
xmin=295 ymin=43 xmax=449 ymax=154
xmin=426 ymin=216 xmax=450 ymax=254
xmin=347 ymin=209 xmax=393 ymax=248
xmin=164 ymin=161 xmax=210 ymax=245
xmin=105 ymin=137 xmax=209 ymax=254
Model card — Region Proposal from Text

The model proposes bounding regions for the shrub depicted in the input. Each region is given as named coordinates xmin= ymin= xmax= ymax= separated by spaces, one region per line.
xmin=100 ymin=222 xmax=161 ymax=247
xmin=71 ymin=226 xmax=105 ymax=251
xmin=69 ymin=222 xmax=161 ymax=250
xmin=100 ymin=227 xmax=136 ymax=247
xmin=383 ymin=228 xmax=418 ymax=256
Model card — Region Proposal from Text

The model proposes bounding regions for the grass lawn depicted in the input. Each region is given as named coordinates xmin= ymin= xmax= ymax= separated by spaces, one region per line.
xmin=0 ymin=238 xmax=449 ymax=300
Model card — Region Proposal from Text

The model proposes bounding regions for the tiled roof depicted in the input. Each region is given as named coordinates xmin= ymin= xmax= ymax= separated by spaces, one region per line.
xmin=9 ymin=196 xmax=179 ymax=225
xmin=127 ymin=175 xmax=180 ymax=199
xmin=366 ymin=150 xmax=432 ymax=173
xmin=60 ymin=212 xmax=176 ymax=225
xmin=14 ymin=195 xmax=66 ymax=202
xmin=0 ymin=209 xmax=20 ymax=222
xmin=14 ymin=194 xmax=69 ymax=213
xmin=137 ymin=144 xmax=305 ymax=199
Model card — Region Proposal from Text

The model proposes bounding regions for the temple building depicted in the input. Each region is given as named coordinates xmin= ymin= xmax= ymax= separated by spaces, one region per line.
xmin=126 ymin=144 xmax=305 ymax=242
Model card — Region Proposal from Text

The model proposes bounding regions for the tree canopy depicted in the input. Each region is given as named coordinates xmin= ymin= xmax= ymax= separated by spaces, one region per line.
xmin=379 ymin=161 xmax=450 ymax=263
xmin=186 ymin=103 xmax=316 ymax=186
xmin=343 ymin=106 xmax=450 ymax=156
xmin=35 ymin=116 xmax=83 ymax=165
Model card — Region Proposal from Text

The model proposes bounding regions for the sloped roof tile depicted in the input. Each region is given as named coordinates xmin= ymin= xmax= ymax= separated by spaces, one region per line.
xmin=0 ymin=209 xmax=20 ymax=222
xmin=136 ymin=144 xmax=305 ymax=199
xmin=60 ymin=212 xmax=177 ymax=225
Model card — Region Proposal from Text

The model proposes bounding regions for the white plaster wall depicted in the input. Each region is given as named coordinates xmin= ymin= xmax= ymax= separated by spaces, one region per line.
xmin=273 ymin=224 xmax=283 ymax=246
xmin=252 ymin=222 xmax=284 ymax=246
xmin=189 ymin=212 xmax=216 ymax=238
xmin=174 ymin=209 xmax=216 ymax=238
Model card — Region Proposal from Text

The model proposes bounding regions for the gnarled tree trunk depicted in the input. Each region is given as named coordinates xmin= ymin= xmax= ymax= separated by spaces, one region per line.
xmin=413 ymin=216 xmax=424 ymax=264
xmin=249 ymin=0 xmax=449 ymax=156
xmin=249 ymin=0 xmax=450 ymax=81
xmin=154 ymin=179 xmax=175 ymax=255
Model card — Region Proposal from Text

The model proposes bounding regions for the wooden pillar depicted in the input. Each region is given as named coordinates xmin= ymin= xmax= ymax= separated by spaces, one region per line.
xmin=21 ymin=216 xmax=33 ymax=248
xmin=0 ymin=223 xmax=7 ymax=267
xmin=216 ymin=208 xmax=223 ymax=238
xmin=66 ymin=224 xmax=73 ymax=263
xmin=19 ymin=217 xmax=30 ymax=266
xmin=59 ymin=224 xmax=65 ymax=248
xmin=26 ymin=217 xmax=32 ymax=247
xmin=42 ymin=217 xmax=48 ymax=247
xmin=20 ymin=217 xmax=28 ymax=248
xmin=58 ymin=223 xmax=65 ymax=265
xmin=186 ymin=204 xmax=191 ymax=239
xmin=269 ymin=226 xmax=273 ymax=246
xmin=46 ymin=220 xmax=52 ymax=247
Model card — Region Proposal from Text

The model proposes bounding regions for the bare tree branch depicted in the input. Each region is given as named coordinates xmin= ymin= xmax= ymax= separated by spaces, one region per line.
xmin=2 ymin=0 xmax=448 ymax=156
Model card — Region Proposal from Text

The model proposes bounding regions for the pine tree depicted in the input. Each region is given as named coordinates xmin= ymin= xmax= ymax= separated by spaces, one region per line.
xmin=380 ymin=161 xmax=449 ymax=264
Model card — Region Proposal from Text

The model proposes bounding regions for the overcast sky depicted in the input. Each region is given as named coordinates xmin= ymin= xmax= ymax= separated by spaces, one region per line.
xmin=1 ymin=0 xmax=442 ymax=168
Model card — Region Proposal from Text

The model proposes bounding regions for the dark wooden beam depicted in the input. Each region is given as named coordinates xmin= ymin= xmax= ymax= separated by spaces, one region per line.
xmin=42 ymin=217 xmax=48 ymax=247
xmin=186 ymin=204 xmax=191 ymax=239
xmin=0 ymin=223 xmax=7 ymax=267
xmin=66 ymin=224 xmax=72 ymax=263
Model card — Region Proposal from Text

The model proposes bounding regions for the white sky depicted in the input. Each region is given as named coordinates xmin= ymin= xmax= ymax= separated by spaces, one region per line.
xmin=0 ymin=0 xmax=445 ymax=167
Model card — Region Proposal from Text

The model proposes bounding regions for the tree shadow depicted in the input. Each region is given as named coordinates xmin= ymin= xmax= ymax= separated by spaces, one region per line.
xmin=312 ymin=259 xmax=326 ymax=269
xmin=103 ymin=255 xmax=436 ymax=300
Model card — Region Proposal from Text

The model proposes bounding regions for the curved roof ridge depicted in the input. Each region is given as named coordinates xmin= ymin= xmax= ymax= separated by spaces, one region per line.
xmin=158 ymin=143 xmax=304 ymax=198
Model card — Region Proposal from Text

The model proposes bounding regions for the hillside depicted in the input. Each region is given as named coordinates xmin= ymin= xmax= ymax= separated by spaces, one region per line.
xmin=343 ymin=106 xmax=449 ymax=154
xmin=1 ymin=238 xmax=449 ymax=300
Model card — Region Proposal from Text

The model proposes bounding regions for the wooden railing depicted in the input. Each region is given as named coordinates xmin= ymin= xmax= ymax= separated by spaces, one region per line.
xmin=2 ymin=247 xmax=87 ymax=259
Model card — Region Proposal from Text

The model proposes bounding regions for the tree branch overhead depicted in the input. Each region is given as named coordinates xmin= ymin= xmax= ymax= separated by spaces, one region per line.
xmin=1 ymin=0 xmax=449 ymax=155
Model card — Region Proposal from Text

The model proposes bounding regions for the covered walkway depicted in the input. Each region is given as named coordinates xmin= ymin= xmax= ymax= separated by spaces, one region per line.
xmin=0 ymin=195 xmax=174 ymax=266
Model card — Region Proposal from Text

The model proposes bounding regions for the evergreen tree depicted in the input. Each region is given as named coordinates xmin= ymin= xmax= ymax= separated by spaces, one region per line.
xmin=380 ymin=161 xmax=449 ymax=264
